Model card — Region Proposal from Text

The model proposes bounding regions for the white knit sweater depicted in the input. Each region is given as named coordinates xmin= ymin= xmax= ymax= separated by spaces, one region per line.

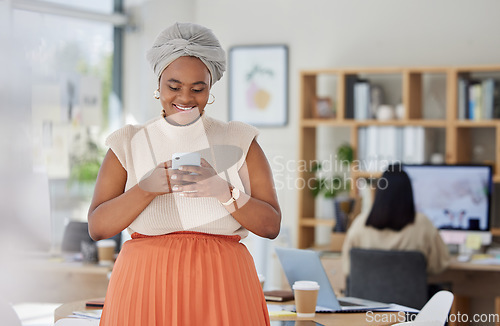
xmin=105 ymin=114 xmax=259 ymax=238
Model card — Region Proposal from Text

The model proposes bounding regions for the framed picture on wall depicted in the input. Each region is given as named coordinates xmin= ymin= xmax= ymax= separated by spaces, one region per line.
xmin=228 ymin=45 xmax=288 ymax=127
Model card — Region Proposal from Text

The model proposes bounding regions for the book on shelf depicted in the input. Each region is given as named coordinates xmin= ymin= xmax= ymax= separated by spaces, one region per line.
xmin=264 ymin=290 xmax=294 ymax=302
xmin=358 ymin=126 xmax=436 ymax=171
xmin=378 ymin=126 xmax=399 ymax=164
xmin=494 ymin=80 xmax=500 ymax=119
xmin=458 ymin=77 xmax=469 ymax=120
xmin=345 ymin=74 xmax=358 ymax=119
xmin=402 ymin=126 xmax=416 ymax=164
xmin=482 ymin=78 xmax=496 ymax=120
xmin=358 ymin=126 xmax=381 ymax=172
xmin=365 ymin=126 xmax=379 ymax=171
xmin=395 ymin=127 xmax=404 ymax=163
xmin=354 ymin=80 xmax=370 ymax=120
xmin=459 ymin=78 xmax=499 ymax=120
xmin=469 ymin=81 xmax=482 ymax=120
xmin=357 ymin=127 xmax=367 ymax=167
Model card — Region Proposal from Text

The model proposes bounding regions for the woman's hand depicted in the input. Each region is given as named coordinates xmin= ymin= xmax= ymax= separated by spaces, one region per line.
xmin=137 ymin=160 xmax=174 ymax=195
xmin=170 ymin=158 xmax=231 ymax=202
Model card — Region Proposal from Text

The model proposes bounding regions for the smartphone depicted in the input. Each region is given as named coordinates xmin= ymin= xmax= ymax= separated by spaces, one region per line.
xmin=171 ymin=152 xmax=201 ymax=170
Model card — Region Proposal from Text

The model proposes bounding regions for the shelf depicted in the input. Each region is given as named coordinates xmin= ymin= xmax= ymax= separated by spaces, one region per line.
xmin=301 ymin=69 xmax=341 ymax=76
xmin=298 ymin=65 xmax=500 ymax=249
xmin=301 ymin=119 xmax=447 ymax=128
xmin=301 ymin=119 xmax=355 ymax=127
xmin=455 ymin=65 xmax=500 ymax=73
xmin=405 ymin=67 xmax=450 ymax=73
xmin=352 ymin=171 xmax=383 ymax=179
xmin=300 ymin=218 xmax=335 ymax=227
xmin=492 ymin=228 xmax=500 ymax=237
xmin=455 ymin=120 xmax=500 ymax=128
xmin=354 ymin=119 xmax=446 ymax=127
xmin=301 ymin=66 xmax=500 ymax=76
xmin=301 ymin=67 xmax=403 ymax=75
xmin=342 ymin=67 xmax=404 ymax=74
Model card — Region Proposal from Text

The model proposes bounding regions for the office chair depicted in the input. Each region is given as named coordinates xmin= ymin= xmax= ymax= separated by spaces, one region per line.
xmin=61 ymin=221 xmax=122 ymax=253
xmin=393 ymin=290 xmax=454 ymax=326
xmin=61 ymin=221 xmax=94 ymax=252
xmin=348 ymin=248 xmax=428 ymax=309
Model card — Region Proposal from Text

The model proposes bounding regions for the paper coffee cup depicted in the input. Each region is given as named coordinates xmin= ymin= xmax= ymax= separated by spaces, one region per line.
xmin=96 ymin=239 xmax=116 ymax=265
xmin=292 ymin=280 xmax=320 ymax=318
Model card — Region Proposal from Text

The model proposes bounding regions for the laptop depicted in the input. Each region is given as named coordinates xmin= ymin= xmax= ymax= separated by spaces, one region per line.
xmin=275 ymin=247 xmax=390 ymax=312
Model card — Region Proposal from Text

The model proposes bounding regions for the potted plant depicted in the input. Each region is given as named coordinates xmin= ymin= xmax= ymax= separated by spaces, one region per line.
xmin=68 ymin=129 xmax=105 ymax=198
xmin=310 ymin=143 xmax=354 ymax=236
xmin=310 ymin=143 xmax=353 ymax=199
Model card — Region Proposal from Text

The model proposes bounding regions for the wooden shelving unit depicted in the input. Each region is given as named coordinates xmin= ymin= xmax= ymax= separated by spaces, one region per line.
xmin=298 ymin=66 xmax=500 ymax=249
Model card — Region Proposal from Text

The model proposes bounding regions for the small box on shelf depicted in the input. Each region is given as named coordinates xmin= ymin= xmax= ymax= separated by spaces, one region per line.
xmin=311 ymin=96 xmax=335 ymax=119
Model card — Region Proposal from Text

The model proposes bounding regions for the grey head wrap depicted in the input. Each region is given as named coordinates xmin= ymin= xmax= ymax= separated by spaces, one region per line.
xmin=146 ymin=22 xmax=226 ymax=86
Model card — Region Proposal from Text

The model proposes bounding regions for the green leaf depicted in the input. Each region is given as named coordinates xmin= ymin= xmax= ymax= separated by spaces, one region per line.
xmin=310 ymin=162 xmax=322 ymax=173
xmin=337 ymin=143 xmax=353 ymax=164
xmin=70 ymin=160 xmax=101 ymax=184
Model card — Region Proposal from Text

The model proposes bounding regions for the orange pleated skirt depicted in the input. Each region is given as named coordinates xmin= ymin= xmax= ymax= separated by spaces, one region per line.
xmin=99 ymin=232 xmax=270 ymax=326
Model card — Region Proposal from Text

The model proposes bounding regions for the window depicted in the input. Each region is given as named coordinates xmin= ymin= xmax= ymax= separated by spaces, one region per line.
xmin=37 ymin=0 xmax=114 ymax=14
xmin=9 ymin=0 xmax=125 ymax=251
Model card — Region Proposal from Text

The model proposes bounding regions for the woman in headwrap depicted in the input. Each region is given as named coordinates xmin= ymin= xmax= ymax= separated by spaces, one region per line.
xmin=88 ymin=22 xmax=280 ymax=325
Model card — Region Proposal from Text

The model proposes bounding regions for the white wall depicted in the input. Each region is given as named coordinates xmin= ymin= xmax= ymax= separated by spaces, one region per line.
xmin=123 ymin=0 xmax=196 ymax=123
xmin=123 ymin=0 xmax=500 ymax=288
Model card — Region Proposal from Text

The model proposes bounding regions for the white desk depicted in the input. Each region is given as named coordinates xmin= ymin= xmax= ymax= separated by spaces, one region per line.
xmin=12 ymin=256 xmax=111 ymax=303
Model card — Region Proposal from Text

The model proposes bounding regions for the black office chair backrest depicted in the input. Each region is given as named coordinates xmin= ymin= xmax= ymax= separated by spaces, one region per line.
xmin=348 ymin=248 xmax=428 ymax=309
xmin=61 ymin=221 xmax=93 ymax=252
xmin=61 ymin=221 xmax=122 ymax=253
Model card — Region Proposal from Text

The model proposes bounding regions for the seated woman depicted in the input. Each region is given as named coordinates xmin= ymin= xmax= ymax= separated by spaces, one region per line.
xmin=341 ymin=163 xmax=450 ymax=277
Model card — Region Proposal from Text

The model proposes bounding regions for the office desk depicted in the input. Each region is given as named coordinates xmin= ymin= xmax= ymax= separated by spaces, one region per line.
xmin=54 ymin=299 xmax=400 ymax=326
xmin=270 ymin=312 xmax=399 ymax=326
xmin=321 ymin=254 xmax=500 ymax=326
xmin=428 ymin=257 xmax=500 ymax=326
xmin=14 ymin=256 xmax=111 ymax=303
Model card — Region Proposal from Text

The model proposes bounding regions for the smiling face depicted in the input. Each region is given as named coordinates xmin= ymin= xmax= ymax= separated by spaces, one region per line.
xmin=159 ymin=56 xmax=211 ymax=126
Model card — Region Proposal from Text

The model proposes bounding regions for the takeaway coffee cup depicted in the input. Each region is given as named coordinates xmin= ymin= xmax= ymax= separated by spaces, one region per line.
xmin=292 ymin=280 xmax=320 ymax=318
xmin=96 ymin=239 xmax=116 ymax=265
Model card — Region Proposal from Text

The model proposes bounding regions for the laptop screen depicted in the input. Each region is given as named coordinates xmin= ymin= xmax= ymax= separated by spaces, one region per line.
xmin=274 ymin=247 xmax=341 ymax=311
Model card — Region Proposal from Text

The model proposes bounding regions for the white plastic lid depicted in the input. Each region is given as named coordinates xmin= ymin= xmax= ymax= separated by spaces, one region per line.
xmin=292 ymin=280 xmax=320 ymax=290
xmin=96 ymin=239 xmax=116 ymax=248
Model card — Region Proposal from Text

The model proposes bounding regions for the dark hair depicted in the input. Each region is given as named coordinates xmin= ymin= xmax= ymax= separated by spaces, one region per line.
xmin=365 ymin=163 xmax=416 ymax=231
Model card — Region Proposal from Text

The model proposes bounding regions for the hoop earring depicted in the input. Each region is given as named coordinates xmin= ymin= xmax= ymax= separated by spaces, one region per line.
xmin=207 ymin=93 xmax=215 ymax=105
xmin=154 ymin=89 xmax=160 ymax=99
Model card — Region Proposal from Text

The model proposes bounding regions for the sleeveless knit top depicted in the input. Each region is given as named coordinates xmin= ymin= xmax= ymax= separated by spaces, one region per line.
xmin=105 ymin=114 xmax=259 ymax=239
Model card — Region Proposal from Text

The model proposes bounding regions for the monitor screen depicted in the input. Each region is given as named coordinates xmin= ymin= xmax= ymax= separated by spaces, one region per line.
xmin=403 ymin=164 xmax=492 ymax=232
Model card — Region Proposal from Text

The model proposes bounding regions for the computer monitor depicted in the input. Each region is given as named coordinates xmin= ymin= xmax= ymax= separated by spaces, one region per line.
xmin=403 ymin=164 xmax=493 ymax=246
